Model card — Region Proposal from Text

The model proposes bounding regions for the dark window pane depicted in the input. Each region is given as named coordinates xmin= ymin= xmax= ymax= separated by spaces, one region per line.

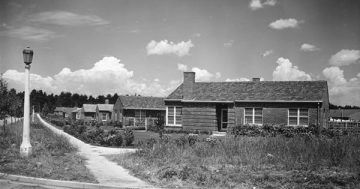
xmin=299 ymin=117 xmax=308 ymax=125
xmin=255 ymin=108 xmax=262 ymax=116
xmin=289 ymin=109 xmax=298 ymax=116
xmin=254 ymin=116 xmax=262 ymax=124
xmin=289 ymin=117 xmax=297 ymax=125
xmin=245 ymin=108 xmax=253 ymax=115
xmin=245 ymin=116 xmax=253 ymax=124
xmin=300 ymin=109 xmax=308 ymax=117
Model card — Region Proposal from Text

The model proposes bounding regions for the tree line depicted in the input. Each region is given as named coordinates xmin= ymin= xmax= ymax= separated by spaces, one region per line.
xmin=0 ymin=75 xmax=125 ymax=120
xmin=1 ymin=74 xmax=359 ymax=122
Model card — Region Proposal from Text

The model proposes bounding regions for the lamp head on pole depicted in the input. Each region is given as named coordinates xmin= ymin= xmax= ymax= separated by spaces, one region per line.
xmin=23 ymin=47 xmax=34 ymax=65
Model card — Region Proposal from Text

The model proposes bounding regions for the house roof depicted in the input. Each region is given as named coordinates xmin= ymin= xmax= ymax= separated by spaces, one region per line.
xmin=330 ymin=109 xmax=360 ymax=118
xmin=166 ymin=81 xmax=328 ymax=102
xmin=63 ymin=107 xmax=77 ymax=114
xmin=54 ymin=107 xmax=65 ymax=112
xmin=118 ymin=96 xmax=165 ymax=110
xmin=54 ymin=107 xmax=77 ymax=114
xmin=72 ymin=108 xmax=82 ymax=113
xmin=97 ymin=104 xmax=114 ymax=112
xmin=82 ymin=104 xmax=97 ymax=112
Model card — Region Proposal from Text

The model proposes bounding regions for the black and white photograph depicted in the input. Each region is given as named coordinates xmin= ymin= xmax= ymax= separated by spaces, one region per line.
xmin=1 ymin=0 xmax=360 ymax=188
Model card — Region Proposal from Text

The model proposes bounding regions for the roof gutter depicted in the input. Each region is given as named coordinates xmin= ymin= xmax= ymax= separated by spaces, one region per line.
xmin=235 ymin=100 xmax=322 ymax=103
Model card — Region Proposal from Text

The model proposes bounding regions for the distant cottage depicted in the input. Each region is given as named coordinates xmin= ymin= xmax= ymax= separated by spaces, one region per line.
xmin=113 ymin=95 xmax=165 ymax=127
xmin=165 ymin=72 xmax=329 ymax=132
xmin=97 ymin=99 xmax=114 ymax=122
xmin=80 ymin=104 xmax=98 ymax=121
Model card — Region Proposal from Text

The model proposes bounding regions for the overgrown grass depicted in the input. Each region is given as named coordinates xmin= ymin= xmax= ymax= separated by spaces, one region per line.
xmin=107 ymin=134 xmax=360 ymax=188
xmin=0 ymin=119 xmax=97 ymax=183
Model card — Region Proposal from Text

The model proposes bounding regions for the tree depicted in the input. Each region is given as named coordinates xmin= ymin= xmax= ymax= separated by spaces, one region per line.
xmin=0 ymin=75 xmax=9 ymax=132
xmin=42 ymin=103 xmax=50 ymax=116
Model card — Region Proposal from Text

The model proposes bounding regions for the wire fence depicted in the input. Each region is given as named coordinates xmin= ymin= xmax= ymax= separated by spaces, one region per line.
xmin=328 ymin=121 xmax=360 ymax=134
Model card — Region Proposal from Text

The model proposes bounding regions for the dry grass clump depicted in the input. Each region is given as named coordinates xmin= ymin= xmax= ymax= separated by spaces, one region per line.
xmin=107 ymin=134 xmax=360 ymax=188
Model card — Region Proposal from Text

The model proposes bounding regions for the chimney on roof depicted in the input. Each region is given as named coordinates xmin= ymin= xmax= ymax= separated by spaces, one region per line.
xmin=252 ymin=78 xmax=260 ymax=82
xmin=183 ymin=72 xmax=195 ymax=100
xmin=105 ymin=99 xmax=109 ymax=104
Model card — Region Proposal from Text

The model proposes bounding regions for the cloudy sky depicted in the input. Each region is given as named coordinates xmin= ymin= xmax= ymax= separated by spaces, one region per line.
xmin=0 ymin=0 xmax=359 ymax=106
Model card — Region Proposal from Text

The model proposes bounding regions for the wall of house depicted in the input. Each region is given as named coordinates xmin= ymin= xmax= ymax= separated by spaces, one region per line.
xmin=234 ymin=102 xmax=323 ymax=127
xmin=182 ymin=103 xmax=218 ymax=131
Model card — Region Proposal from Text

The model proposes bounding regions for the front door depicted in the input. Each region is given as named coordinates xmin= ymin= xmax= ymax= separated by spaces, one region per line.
xmin=221 ymin=108 xmax=228 ymax=130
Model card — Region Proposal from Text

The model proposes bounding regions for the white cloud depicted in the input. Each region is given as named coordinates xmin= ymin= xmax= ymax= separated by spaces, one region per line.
xmin=329 ymin=49 xmax=360 ymax=66
xmin=269 ymin=18 xmax=302 ymax=30
xmin=2 ymin=70 xmax=56 ymax=91
xmin=215 ymin=72 xmax=221 ymax=79
xmin=301 ymin=43 xmax=319 ymax=52
xmin=190 ymin=67 xmax=220 ymax=82
xmin=224 ymin=40 xmax=234 ymax=48
xmin=146 ymin=40 xmax=194 ymax=57
xmin=177 ymin=63 xmax=188 ymax=72
xmin=272 ymin=57 xmax=312 ymax=81
xmin=3 ymin=56 xmax=176 ymax=97
xmin=0 ymin=26 xmax=56 ymax=42
xmin=262 ymin=50 xmax=273 ymax=57
xmin=323 ymin=66 xmax=360 ymax=106
xmin=249 ymin=0 xmax=277 ymax=10
xmin=30 ymin=11 xmax=109 ymax=26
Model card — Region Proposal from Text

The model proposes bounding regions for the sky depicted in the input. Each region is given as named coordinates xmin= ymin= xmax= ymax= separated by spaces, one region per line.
xmin=0 ymin=0 xmax=360 ymax=106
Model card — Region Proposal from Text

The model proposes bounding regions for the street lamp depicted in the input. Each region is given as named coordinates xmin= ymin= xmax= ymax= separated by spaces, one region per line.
xmin=20 ymin=47 xmax=33 ymax=157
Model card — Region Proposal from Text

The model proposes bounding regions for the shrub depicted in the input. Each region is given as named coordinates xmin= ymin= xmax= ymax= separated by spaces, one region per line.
xmin=108 ymin=133 xmax=123 ymax=146
xmin=123 ymin=128 xmax=134 ymax=146
xmin=188 ymin=134 xmax=199 ymax=146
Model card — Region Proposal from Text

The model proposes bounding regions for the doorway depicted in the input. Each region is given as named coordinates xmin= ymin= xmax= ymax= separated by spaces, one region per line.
xmin=216 ymin=104 xmax=228 ymax=131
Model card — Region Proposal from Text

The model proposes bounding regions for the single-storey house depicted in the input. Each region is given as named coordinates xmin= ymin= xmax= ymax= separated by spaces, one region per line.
xmin=164 ymin=72 xmax=329 ymax=132
xmin=329 ymin=109 xmax=360 ymax=122
xmin=80 ymin=104 xmax=98 ymax=121
xmin=113 ymin=95 xmax=165 ymax=127
xmin=54 ymin=107 xmax=77 ymax=119
xmin=71 ymin=108 xmax=82 ymax=120
xmin=97 ymin=100 xmax=114 ymax=122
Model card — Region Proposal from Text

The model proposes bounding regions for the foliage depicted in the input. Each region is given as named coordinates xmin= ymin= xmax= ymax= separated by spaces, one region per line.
xmin=113 ymin=134 xmax=360 ymax=189
xmin=0 ymin=120 xmax=97 ymax=183
xmin=123 ymin=128 xmax=135 ymax=146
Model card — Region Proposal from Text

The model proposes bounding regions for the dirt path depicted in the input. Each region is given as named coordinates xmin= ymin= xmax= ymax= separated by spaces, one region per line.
xmin=37 ymin=114 xmax=153 ymax=188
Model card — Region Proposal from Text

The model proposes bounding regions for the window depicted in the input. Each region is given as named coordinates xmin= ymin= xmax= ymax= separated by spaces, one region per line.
xmin=288 ymin=109 xmax=308 ymax=126
xmin=166 ymin=106 xmax=182 ymax=126
xmin=244 ymin=108 xmax=263 ymax=125
xmin=101 ymin=113 xmax=107 ymax=121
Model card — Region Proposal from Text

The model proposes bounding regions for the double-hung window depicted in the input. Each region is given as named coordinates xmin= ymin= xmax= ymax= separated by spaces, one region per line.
xmin=167 ymin=106 xmax=182 ymax=126
xmin=288 ymin=109 xmax=308 ymax=126
xmin=244 ymin=108 xmax=263 ymax=125
xmin=101 ymin=113 xmax=107 ymax=121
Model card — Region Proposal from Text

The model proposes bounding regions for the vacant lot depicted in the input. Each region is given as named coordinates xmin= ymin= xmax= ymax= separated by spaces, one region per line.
xmin=0 ymin=119 xmax=97 ymax=183
xmin=107 ymin=134 xmax=360 ymax=188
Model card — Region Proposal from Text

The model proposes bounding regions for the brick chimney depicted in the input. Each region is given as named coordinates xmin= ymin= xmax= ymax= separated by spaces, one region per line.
xmin=105 ymin=99 xmax=109 ymax=104
xmin=183 ymin=72 xmax=195 ymax=100
xmin=252 ymin=78 xmax=260 ymax=82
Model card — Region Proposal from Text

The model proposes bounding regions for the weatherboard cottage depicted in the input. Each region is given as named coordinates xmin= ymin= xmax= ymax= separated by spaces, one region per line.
xmin=164 ymin=72 xmax=330 ymax=132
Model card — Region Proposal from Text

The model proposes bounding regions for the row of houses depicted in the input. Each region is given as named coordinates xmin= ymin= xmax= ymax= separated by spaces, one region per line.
xmin=54 ymin=72 xmax=359 ymax=132
xmin=54 ymin=97 xmax=166 ymax=126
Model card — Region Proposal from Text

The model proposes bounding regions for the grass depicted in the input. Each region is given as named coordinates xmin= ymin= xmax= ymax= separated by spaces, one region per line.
xmin=106 ymin=134 xmax=360 ymax=188
xmin=0 ymin=119 xmax=97 ymax=183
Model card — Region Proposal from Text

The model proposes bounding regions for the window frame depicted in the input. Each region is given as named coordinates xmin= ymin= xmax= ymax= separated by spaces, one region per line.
xmin=101 ymin=112 xmax=107 ymax=121
xmin=244 ymin=107 xmax=263 ymax=125
xmin=288 ymin=108 xmax=309 ymax=126
xmin=166 ymin=106 xmax=182 ymax=126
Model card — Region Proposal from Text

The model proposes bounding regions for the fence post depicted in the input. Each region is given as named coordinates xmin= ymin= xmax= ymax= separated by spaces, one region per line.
xmin=145 ymin=118 xmax=147 ymax=131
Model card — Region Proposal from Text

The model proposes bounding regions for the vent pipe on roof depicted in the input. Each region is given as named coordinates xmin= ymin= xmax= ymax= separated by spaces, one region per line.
xmin=183 ymin=72 xmax=195 ymax=100
xmin=252 ymin=78 xmax=260 ymax=82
